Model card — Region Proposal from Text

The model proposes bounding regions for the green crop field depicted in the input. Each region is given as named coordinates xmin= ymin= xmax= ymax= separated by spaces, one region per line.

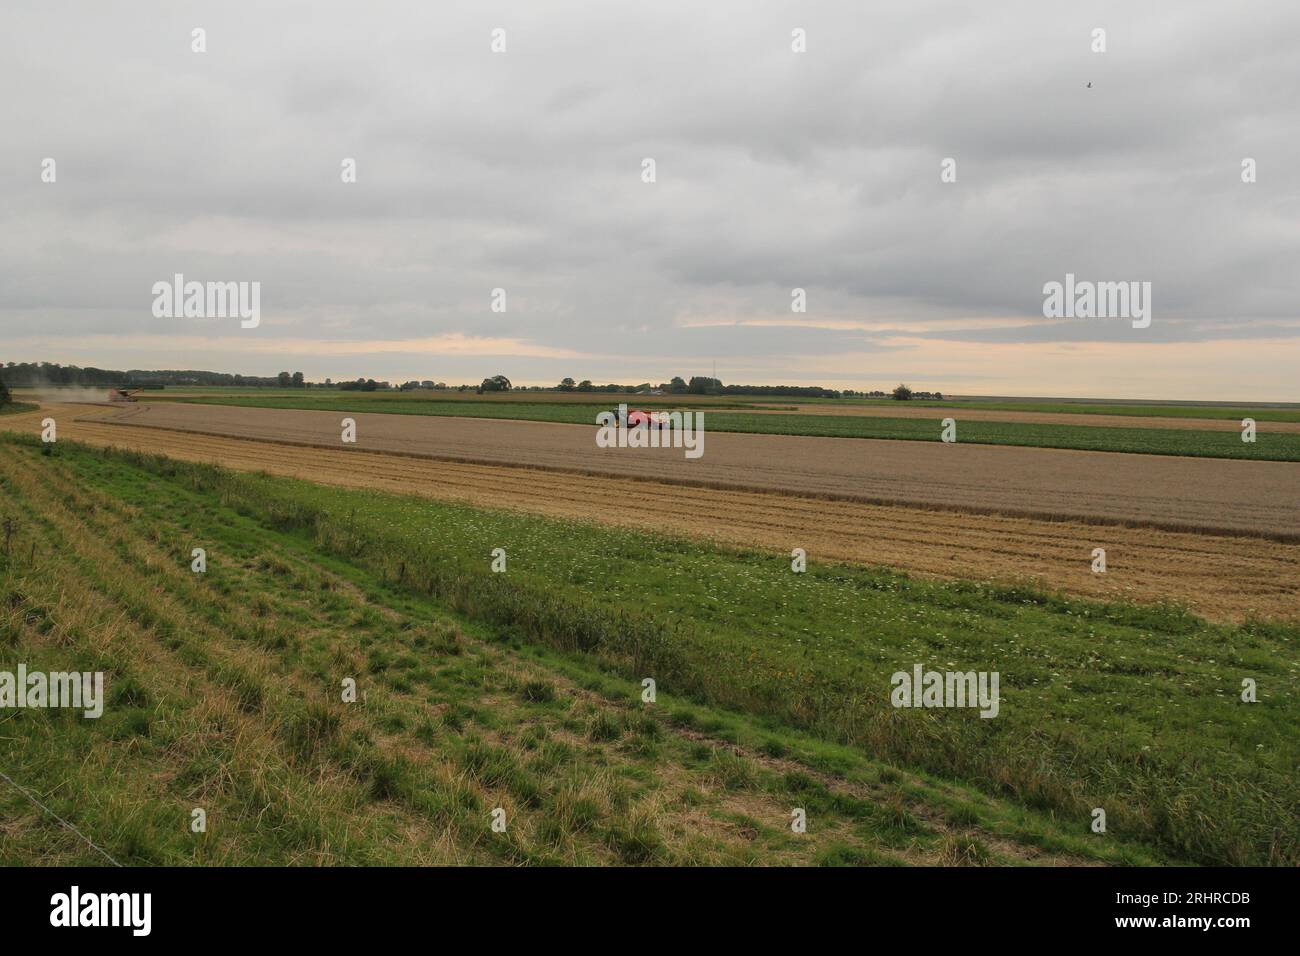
xmin=828 ymin=398 xmax=1300 ymax=422
xmin=3 ymin=435 xmax=1293 ymax=866
xmin=148 ymin=388 xmax=1300 ymax=422
xmin=151 ymin=393 xmax=1300 ymax=461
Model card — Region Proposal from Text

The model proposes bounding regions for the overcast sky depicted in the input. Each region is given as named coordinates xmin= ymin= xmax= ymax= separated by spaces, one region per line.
xmin=2 ymin=1 xmax=1297 ymax=398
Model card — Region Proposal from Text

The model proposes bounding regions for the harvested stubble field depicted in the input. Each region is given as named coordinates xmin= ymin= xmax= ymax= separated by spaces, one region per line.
xmin=82 ymin=402 xmax=1300 ymax=539
xmin=4 ymin=404 xmax=1297 ymax=622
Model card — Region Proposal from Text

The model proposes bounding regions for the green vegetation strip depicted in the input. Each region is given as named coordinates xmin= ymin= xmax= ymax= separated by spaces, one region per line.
xmin=1 ymin=437 xmax=1150 ymax=866
xmin=13 ymin=437 xmax=1295 ymax=865
xmin=154 ymin=394 xmax=1300 ymax=461
xmin=859 ymin=399 xmax=1300 ymax=423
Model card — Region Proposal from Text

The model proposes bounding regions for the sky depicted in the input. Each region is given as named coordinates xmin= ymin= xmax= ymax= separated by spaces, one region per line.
xmin=2 ymin=0 xmax=1297 ymax=399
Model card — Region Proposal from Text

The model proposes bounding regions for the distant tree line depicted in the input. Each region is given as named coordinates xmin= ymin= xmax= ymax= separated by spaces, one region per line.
xmin=545 ymin=375 xmax=947 ymax=399
xmin=886 ymin=384 xmax=944 ymax=401
xmin=1 ymin=362 xmax=944 ymax=400
xmin=547 ymin=375 xmax=862 ymax=399
xmin=339 ymin=378 xmax=381 ymax=391
xmin=0 ymin=362 xmax=283 ymax=388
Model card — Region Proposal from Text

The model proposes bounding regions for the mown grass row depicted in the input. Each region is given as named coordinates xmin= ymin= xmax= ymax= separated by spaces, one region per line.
xmin=23 ymin=437 xmax=1294 ymax=865
xmin=153 ymin=394 xmax=1300 ymax=460
xmin=3 ymin=437 xmax=1122 ymax=866
xmin=0 ymin=443 xmax=473 ymax=864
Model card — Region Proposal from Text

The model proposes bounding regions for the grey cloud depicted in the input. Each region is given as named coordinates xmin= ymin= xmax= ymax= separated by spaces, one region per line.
xmin=1 ymin=0 xmax=1297 ymax=389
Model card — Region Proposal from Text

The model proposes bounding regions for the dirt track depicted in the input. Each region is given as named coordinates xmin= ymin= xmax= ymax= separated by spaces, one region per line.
xmin=74 ymin=401 xmax=1300 ymax=540
xmin=2 ymin=403 xmax=1297 ymax=622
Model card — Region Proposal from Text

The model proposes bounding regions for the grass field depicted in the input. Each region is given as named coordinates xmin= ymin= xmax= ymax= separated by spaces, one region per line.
xmin=820 ymin=397 xmax=1300 ymax=422
xmin=3 ymin=436 xmax=1293 ymax=865
xmin=900 ymin=399 xmax=1300 ymax=421
xmin=2 ymin=436 xmax=1150 ymax=867
xmin=144 ymin=393 xmax=1300 ymax=461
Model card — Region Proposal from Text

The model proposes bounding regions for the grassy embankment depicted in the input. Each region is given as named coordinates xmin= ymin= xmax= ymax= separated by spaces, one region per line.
xmin=2 ymin=436 xmax=1294 ymax=865
xmin=150 ymin=393 xmax=1300 ymax=461
xmin=2 ymin=437 xmax=1152 ymax=867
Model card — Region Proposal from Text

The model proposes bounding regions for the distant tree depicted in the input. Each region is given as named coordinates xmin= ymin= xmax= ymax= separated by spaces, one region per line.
xmin=277 ymin=371 xmax=292 ymax=387
xmin=559 ymin=377 xmax=576 ymax=391
xmin=339 ymin=378 xmax=379 ymax=392
xmin=291 ymin=371 xmax=305 ymax=388
xmin=0 ymin=378 xmax=10 ymax=406
xmin=892 ymin=384 xmax=913 ymax=401
xmin=688 ymin=376 xmax=722 ymax=395
xmin=480 ymin=375 xmax=512 ymax=393
xmin=669 ymin=376 xmax=688 ymax=394
xmin=577 ymin=380 xmax=593 ymax=392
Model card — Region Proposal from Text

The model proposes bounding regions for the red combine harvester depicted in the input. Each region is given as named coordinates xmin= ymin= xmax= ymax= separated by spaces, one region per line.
xmin=108 ymin=388 xmax=142 ymax=403
xmin=625 ymin=408 xmax=668 ymax=430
